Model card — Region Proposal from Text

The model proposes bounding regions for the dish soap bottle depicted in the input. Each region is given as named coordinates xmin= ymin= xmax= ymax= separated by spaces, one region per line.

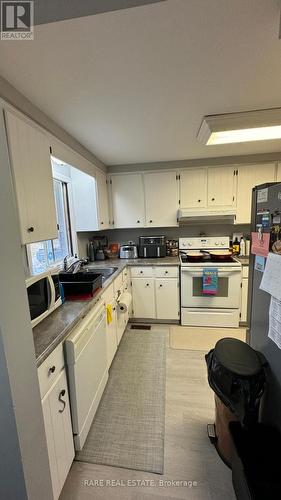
xmin=240 ymin=237 xmax=246 ymax=256
xmin=233 ymin=237 xmax=240 ymax=255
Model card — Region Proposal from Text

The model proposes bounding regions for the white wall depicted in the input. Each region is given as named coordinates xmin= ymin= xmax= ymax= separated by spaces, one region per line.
xmin=0 ymin=108 xmax=53 ymax=499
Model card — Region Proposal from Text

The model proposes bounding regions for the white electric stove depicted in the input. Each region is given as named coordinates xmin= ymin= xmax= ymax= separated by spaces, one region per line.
xmin=179 ymin=237 xmax=242 ymax=328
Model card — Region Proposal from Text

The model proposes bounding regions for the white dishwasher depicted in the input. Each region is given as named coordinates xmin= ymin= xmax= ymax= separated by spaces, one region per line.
xmin=65 ymin=301 xmax=108 ymax=450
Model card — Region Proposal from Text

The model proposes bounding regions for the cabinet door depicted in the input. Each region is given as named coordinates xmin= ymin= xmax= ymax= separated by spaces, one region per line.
xmin=96 ymin=169 xmax=110 ymax=229
xmin=71 ymin=168 xmax=99 ymax=231
xmin=111 ymin=174 xmax=145 ymax=228
xmin=240 ymin=278 xmax=248 ymax=323
xmin=42 ymin=369 xmax=74 ymax=500
xmin=131 ymin=278 xmax=156 ymax=318
xmin=155 ymin=278 xmax=179 ymax=320
xmin=5 ymin=111 xmax=57 ymax=244
xmin=277 ymin=163 xmax=281 ymax=181
xmin=179 ymin=168 xmax=207 ymax=208
xmin=208 ymin=166 xmax=236 ymax=208
xmin=236 ymin=163 xmax=276 ymax=224
xmin=144 ymin=171 xmax=178 ymax=227
xmin=106 ymin=300 xmax=118 ymax=366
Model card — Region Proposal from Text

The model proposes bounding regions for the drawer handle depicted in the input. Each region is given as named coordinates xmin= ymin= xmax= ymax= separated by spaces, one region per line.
xmin=159 ymin=284 xmax=163 ymax=287
xmin=140 ymin=271 xmax=143 ymax=274
xmin=59 ymin=389 xmax=66 ymax=413
xmin=149 ymin=220 xmax=153 ymax=223
xmin=211 ymin=197 xmax=215 ymax=201
xmin=165 ymin=271 xmax=168 ymax=274
xmin=146 ymin=283 xmax=149 ymax=287
xmin=27 ymin=226 xmax=34 ymax=232
xmin=49 ymin=365 xmax=56 ymax=374
xmin=198 ymin=199 xmax=201 ymax=203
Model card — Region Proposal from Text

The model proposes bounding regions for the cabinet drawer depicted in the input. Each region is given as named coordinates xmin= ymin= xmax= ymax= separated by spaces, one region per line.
xmin=154 ymin=266 xmax=179 ymax=278
xmin=242 ymin=266 xmax=249 ymax=278
xmin=130 ymin=267 xmax=154 ymax=278
xmin=38 ymin=343 xmax=64 ymax=399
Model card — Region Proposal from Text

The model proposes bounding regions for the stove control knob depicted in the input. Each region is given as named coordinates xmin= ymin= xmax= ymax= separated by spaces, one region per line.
xmin=221 ymin=240 xmax=225 ymax=246
xmin=188 ymin=242 xmax=192 ymax=246
xmin=215 ymin=241 xmax=219 ymax=245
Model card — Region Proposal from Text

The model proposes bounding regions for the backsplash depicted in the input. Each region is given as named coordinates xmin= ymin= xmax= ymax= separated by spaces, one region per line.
xmin=77 ymin=224 xmax=250 ymax=258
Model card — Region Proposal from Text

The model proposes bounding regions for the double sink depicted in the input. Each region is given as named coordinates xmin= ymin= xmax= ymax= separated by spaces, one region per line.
xmin=82 ymin=266 xmax=118 ymax=284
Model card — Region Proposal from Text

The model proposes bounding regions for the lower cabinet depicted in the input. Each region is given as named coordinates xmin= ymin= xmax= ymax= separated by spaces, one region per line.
xmin=131 ymin=267 xmax=179 ymax=320
xmin=106 ymin=298 xmax=118 ymax=367
xmin=240 ymin=266 xmax=249 ymax=323
xmin=155 ymin=278 xmax=179 ymax=320
xmin=41 ymin=368 xmax=74 ymax=500
xmin=131 ymin=278 xmax=156 ymax=318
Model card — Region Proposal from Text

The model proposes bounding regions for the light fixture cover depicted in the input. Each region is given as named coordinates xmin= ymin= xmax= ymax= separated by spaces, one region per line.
xmin=197 ymin=108 xmax=281 ymax=145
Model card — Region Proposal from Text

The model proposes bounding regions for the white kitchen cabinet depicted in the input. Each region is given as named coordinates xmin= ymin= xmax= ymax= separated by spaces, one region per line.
xmin=5 ymin=110 xmax=57 ymax=244
xmin=131 ymin=277 xmax=156 ymax=319
xmin=155 ymin=278 xmax=179 ymax=320
xmin=41 ymin=368 xmax=74 ymax=500
xmin=71 ymin=167 xmax=110 ymax=231
xmin=207 ymin=166 xmax=236 ymax=208
xmin=240 ymin=266 xmax=249 ymax=323
xmin=95 ymin=169 xmax=110 ymax=229
xmin=103 ymin=284 xmax=118 ymax=366
xmin=144 ymin=171 xmax=179 ymax=227
xmin=110 ymin=173 xmax=145 ymax=228
xmin=179 ymin=168 xmax=208 ymax=208
xmin=235 ymin=163 xmax=276 ymax=224
xmin=277 ymin=163 xmax=281 ymax=181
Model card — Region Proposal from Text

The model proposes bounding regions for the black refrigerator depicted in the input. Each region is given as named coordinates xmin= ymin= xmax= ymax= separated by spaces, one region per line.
xmin=248 ymin=181 xmax=281 ymax=430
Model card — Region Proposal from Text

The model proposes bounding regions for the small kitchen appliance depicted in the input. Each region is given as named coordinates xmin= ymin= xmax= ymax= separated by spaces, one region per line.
xmin=179 ymin=237 xmax=241 ymax=327
xmin=119 ymin=242 xmax=138 ymax=259
xmin=26 ymin=269 xmax=62 ymax=327
xmin=138 ymin=235 xmax=166 ymax=258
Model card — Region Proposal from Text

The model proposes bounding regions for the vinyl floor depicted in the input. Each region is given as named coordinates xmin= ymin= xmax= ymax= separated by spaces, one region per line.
xmin=60 ymin=325 xmax=236 ymax=500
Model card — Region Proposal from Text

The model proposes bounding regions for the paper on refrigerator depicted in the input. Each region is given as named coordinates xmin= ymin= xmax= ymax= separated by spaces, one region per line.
xmin=268 ymin=297 xmax=281 ymax=349
xmin=260 ymin=253 xmax=281 ymax=301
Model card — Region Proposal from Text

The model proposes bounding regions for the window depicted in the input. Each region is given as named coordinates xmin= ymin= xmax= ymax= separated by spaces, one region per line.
xmin=27 ymin=178 xmax=73 ymax=274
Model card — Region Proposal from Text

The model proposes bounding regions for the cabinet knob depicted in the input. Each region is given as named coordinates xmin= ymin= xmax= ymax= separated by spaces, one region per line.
xmin=140 ymin=271 xmax=143 ymax=274
xmin=146 ymin=283 xmax=149 ymax=287
xmin=49 ymin=366 xmax=56 ymax=374
xmin=149 ymin=220 xmax=153 ymax=223
xmin=165 ymin=271 xmax=168 ymax=274
xmin=198 ymin=199 xmax=201 ymax=203
xmin=159 ymin=284 xmax=163 ymax=287
xmin=58 ymin=389 xmax=66 ymax=413
xmin=27 ymin=226 xmax=34 ymax=232
xmin=101 ymin=221 xmax=104 ymax=225
xmin=211 ymin=198 xmax=215 ymax=201
xmin=137 ymin=220 xmax=140 ymax=223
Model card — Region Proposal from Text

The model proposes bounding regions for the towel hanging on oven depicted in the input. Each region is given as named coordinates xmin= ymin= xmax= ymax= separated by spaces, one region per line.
xmin=202 ymin=268 xmax=218 ymax=295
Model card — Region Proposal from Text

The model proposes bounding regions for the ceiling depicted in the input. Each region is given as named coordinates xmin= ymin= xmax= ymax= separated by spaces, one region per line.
xmin=0 ymin=0 xmax=280 ymax=165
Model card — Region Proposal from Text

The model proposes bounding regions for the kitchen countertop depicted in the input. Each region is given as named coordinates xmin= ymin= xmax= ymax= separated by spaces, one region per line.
xmin=236 ymin=256 xmax=250 ymax=266
xmin=33 ymin=256 xmax=180 ymax=367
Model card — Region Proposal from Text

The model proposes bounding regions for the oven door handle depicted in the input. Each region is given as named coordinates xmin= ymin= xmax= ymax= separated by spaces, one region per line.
xmin=181 ymin=267 xmax=241 ymax=273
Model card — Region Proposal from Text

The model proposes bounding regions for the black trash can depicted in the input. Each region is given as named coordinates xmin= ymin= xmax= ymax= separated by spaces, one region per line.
xmin=205 ymin=338 xmax=266 ymax=465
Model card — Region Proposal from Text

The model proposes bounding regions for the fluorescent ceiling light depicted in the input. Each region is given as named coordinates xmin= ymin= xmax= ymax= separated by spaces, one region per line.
xmin=197 ymin=108 xmax=281 ymax=145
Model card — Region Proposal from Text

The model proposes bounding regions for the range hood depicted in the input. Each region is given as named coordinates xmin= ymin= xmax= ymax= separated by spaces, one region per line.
xmin=178 ymin=208 xmax=236 ymax=224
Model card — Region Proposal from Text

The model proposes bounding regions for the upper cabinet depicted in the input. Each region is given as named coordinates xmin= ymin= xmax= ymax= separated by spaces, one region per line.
xmin=110 ymin=173 xmax=145 ymax=228
xmin=179 ymin=168 xmax=207 ymax=208
xmin=95 ymin=169 xmax=110 ymax=229
xmin=277 ymin=163 xmax=281 ymax=182
xmin=71 ymin=167 xmax=110 ymax=231
xmin=144 ymin=171 xmax=179 ymax=227
xmin=5 ymin=110 xmax=58 ymax=244
xmin=235 ymin=163 xmax=276 ymax=224
xmin=207 ymin=166 xmax=236 ymax=208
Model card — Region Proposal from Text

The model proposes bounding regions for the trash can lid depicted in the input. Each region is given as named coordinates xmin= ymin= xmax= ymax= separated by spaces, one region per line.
xmin=214 ymin=338 xmax=262 ymax=376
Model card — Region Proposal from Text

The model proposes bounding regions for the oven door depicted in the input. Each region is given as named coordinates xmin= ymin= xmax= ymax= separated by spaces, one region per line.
xmin=181 ymin=266 xmax=241 ymax=308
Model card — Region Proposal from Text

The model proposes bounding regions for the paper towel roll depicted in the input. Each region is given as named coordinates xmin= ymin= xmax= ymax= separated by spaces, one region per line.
xmin=118 ymin=291 xmax=132 ymax=313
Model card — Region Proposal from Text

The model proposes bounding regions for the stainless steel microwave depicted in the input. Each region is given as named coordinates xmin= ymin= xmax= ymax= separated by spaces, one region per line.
xmin=26 ymin=270 xmax=62 ymax=327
